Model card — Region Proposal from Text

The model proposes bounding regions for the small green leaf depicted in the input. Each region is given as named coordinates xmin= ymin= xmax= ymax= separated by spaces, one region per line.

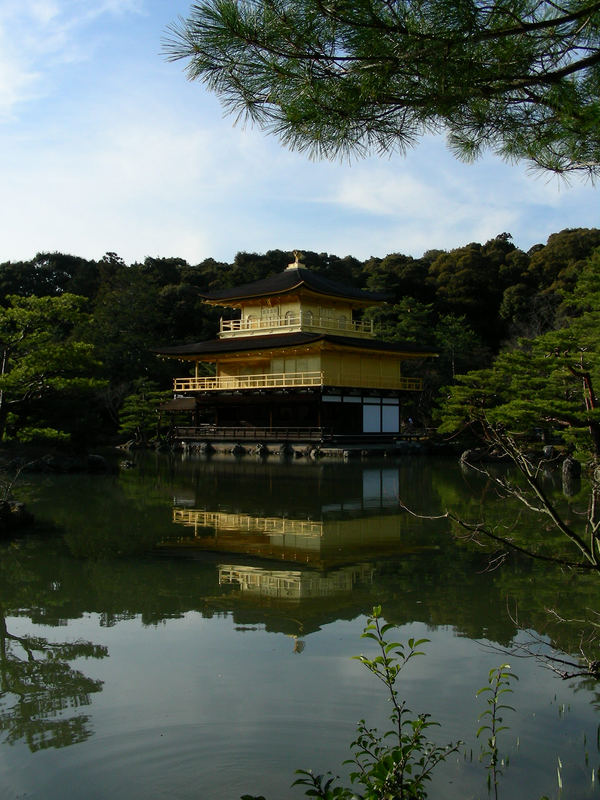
xmin=384 ymin=641 xmax=404 ymax=653
xmin=380 ymin=622 xmax=396 ymax=635
xmin=360 ymin=632 xmax=380 ymax=642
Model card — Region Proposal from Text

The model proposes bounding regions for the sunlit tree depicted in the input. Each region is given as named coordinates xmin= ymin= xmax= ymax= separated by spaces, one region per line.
xmin=0 ymin=295 xmax=103 ymax=442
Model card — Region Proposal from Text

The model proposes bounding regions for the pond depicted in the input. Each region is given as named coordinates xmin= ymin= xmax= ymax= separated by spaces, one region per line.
xmin=0 ymin=453 xmax=598 ymax=799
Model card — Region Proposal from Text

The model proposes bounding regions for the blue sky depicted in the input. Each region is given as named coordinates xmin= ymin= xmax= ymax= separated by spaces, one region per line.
xmin=1 ymin=0 xmax=598 ymax=266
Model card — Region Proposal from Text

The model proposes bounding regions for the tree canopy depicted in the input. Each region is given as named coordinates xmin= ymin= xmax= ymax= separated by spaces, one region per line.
xmin=0 ymin=295 xmax=104 ymax=443
xmin=437 ymin=247 xmax=600 ymax=463
xmin=165 ymin=0 xmax=600 ymax=176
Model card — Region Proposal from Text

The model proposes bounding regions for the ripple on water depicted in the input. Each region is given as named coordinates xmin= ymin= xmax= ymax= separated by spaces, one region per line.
xmin=8 ymin=716 xmax=343 ymax=800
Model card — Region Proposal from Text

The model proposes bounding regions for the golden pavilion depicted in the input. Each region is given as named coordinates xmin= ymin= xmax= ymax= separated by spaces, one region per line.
xmin=157 ymin=254 xmax=437 ymax=444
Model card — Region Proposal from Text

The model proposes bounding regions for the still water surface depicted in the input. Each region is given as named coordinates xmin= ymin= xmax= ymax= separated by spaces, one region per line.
xmin=0 ymin=453 xmax=599 ymax=799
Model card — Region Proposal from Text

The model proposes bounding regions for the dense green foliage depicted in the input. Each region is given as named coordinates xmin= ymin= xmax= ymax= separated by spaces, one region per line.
xmin=437 ymin=244 xmax=600 ymax=463
xmin=0 ymin=295 xmax=104 ymax=445
xmin=165 ymin=0 xmax=600 ymax=176
xmin=118 ymin=380 xmax=173 ymax=446
xmin=0 ymin=227 xmax=599 ymax=446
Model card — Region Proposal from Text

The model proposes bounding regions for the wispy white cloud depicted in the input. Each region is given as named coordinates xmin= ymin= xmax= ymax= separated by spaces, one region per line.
xmin=329 ymin=163 xmax=515 ymax=251
xmin=0 ymin=49 xmax=39 ymax=118
xmin=29 ymin=1 xmax=60 ymax=26
xmin=0 ymin=0 xmax=145 ymax=118
xmin=323 ymin=136 xmax=599 ymax=258
xmin=0 ymin=92 xmax=283 ymax=262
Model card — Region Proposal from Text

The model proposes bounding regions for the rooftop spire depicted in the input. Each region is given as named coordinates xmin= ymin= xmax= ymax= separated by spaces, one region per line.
xmin=286 ymin=250 xmax=304 ymax=270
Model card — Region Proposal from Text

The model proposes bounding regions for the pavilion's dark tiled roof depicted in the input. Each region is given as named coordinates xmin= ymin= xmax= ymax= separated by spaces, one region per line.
xmin=201 ymin=266 xmax=390 ymax=304
xmin=155 ymin=332 xmax=437 ymax=358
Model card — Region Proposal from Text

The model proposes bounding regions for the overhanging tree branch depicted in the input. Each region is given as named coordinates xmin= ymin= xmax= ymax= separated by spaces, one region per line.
xmin=165 ymin=0 xmax=600 ymax=175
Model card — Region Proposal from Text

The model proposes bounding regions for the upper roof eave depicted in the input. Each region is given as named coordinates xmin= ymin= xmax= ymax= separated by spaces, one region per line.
xmin=201 ymin=266 xmax=390 ymax=305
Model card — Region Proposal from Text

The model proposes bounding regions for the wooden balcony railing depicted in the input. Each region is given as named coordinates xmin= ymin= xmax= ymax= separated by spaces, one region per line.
xmin=173 ymin=509 xmax=323 ymax=537
xmin=174 ymin=371 xmax=323 ymax=392
xmin=341 ymin=374 xmax=423 ymax=391
xmin=219 ymin=314 xmax=376 ymax=338
xmin=173 ymin=372 xmax=423 ymax=392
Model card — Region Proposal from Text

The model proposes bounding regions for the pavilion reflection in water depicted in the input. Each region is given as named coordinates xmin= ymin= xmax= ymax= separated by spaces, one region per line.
xmin=161 ymin=463 xmax=435 ymax=603
xmin=219 ymin=564 xmax=375 ymax=600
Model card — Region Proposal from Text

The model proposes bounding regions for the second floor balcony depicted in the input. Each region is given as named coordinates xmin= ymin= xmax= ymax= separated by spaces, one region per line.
xmin=173 ymin=371 xmax=423 ymax=392
xmin=173 ymin=509 xmax=324 ymax=538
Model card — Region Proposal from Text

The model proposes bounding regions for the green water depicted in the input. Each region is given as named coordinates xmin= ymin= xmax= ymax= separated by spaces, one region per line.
xmin=0 ymin=453 xmax=598 ymax=799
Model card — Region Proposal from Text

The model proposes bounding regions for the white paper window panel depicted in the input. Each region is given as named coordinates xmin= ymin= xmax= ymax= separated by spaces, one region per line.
xmin=382 ymin=404 xmax=399 ymax=432
xmin=363 ymin=404 xmax=380 ymax=432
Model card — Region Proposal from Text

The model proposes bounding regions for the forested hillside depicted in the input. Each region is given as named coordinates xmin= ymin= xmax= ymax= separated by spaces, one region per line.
xmin=0 ymin=228 xmax=598 ymax=447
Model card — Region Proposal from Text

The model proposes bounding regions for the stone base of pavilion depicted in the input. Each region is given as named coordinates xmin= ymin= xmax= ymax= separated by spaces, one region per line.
xmin=171 ymin=425 xmax=429 ymax=458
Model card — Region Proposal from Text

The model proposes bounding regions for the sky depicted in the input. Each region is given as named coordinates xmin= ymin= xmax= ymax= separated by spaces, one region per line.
xmin=1 ymin=0 xmax=598 ymax=267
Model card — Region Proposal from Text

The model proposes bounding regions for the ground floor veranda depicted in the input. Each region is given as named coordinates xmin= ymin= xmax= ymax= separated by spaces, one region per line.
xmin=165 ymin=386 xmax=422 ymax=445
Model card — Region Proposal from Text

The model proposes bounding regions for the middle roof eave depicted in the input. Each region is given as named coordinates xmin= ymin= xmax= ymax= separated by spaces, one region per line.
xmin=154 ymin=332 xmax=437 ymax=359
